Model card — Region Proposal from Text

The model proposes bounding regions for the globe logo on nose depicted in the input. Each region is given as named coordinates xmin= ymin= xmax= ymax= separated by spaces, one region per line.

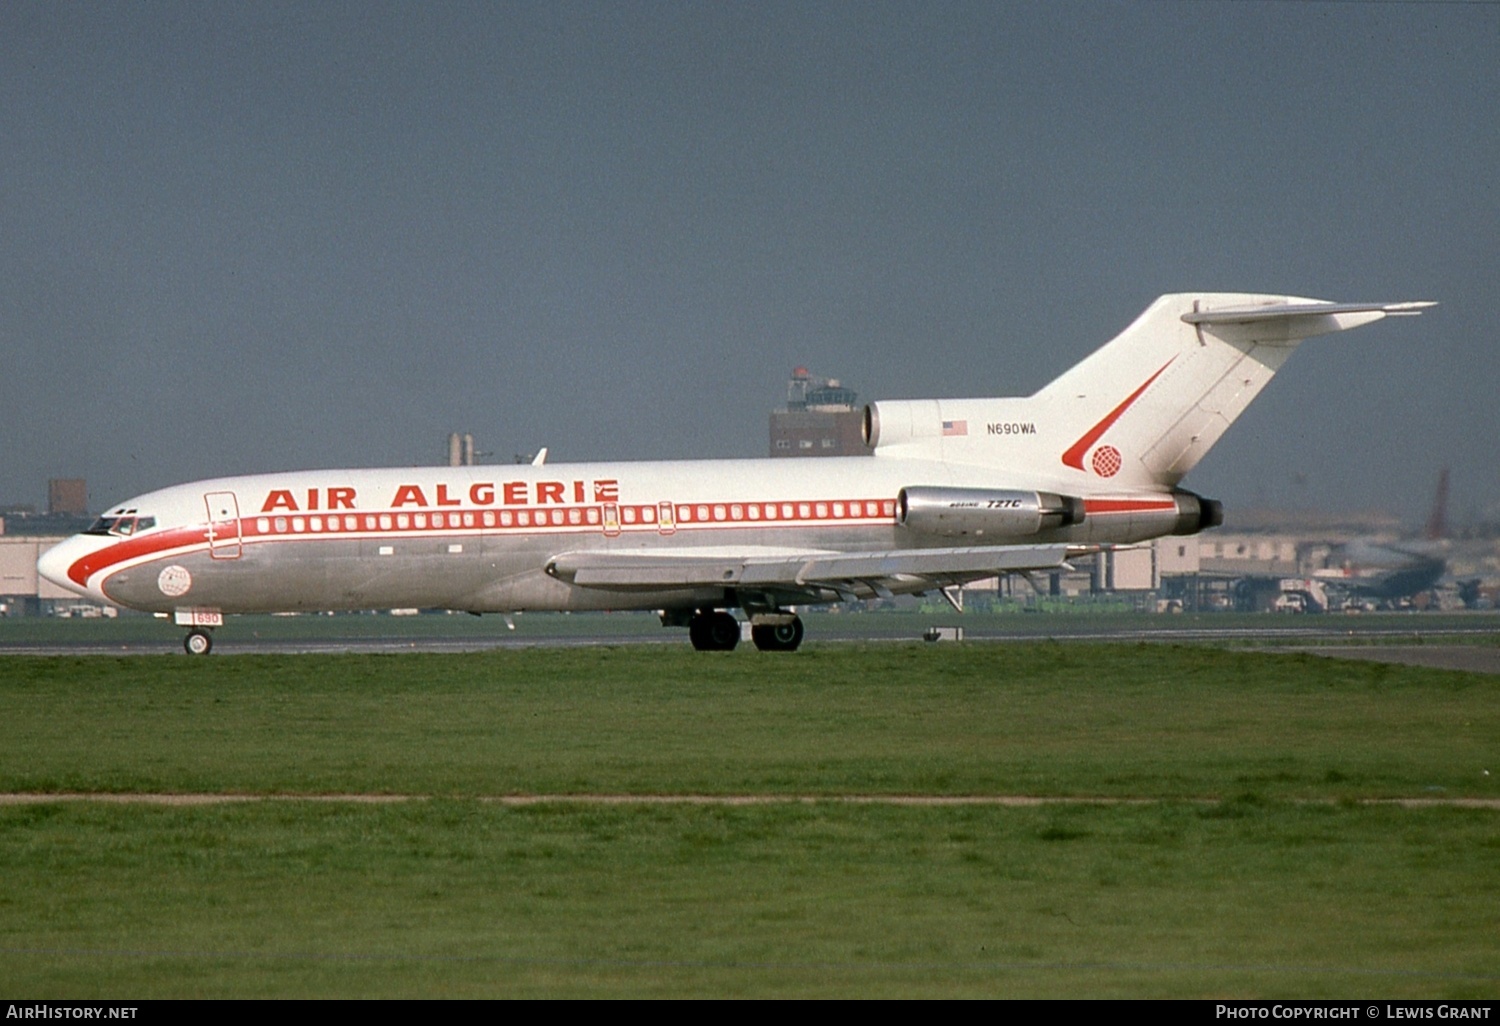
xmin=157 ymin=565 xmax=192 ymax=597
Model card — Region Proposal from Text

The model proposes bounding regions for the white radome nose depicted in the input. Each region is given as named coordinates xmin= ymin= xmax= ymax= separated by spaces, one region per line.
xmin=37 ymin=535 xmax=104 ymax=598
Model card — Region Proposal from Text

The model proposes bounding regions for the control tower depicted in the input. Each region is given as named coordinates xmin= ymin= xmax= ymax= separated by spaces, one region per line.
xmin=768 ymin=368 xmax=871 ymax=458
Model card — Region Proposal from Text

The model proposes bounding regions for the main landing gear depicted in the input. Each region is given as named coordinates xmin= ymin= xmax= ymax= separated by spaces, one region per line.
xmin=183 ymin=628 xmax=213 ymax=655
xmin=750 ymin=618 xmax=804 ymax=652
xmin=688 ymin=610 xmax=740 ymax=651
xmin=685 ymin=610 xmax=805 ymax=652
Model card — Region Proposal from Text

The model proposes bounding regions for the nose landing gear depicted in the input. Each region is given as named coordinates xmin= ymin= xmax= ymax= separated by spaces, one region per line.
xmin=173 ymin=609 xmax=223 ymax=656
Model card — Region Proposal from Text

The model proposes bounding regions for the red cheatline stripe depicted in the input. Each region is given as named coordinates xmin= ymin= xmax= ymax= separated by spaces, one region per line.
xmin=68 ymin=526 xmax=207 ymax=586
xmin=69 ymin=494 xmax=1181 ymax=589
xmin=1060 ymin=358 xmax=1176 ymax=471
xmin=1083 ymin=498 xmax=1178 ymax=514
xmin=67 ymin=498 xmax=903 ymax=585
xmin=247 ymin=499 xmax=896 ymax=531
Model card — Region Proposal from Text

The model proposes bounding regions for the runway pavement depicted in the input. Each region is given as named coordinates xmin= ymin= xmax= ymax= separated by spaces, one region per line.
xmin=3 ymin=612 xmax=1498 ymax=671
xmin=1287 ymin=644 xmax=1500 ymax=676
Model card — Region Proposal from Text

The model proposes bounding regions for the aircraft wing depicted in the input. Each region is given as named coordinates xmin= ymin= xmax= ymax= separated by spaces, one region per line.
xmin=546 ymin=543 xmax=1080 ymax=598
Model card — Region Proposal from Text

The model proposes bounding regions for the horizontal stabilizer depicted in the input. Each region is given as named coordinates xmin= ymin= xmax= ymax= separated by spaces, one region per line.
xmin=1181 ymin=300 xmax=1436 ymax=343
xmin=1181 ymin=301 xmax=1435 ymax=325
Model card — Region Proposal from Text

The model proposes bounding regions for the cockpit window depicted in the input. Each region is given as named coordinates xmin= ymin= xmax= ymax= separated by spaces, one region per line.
xmin=84 ymin=517 xmax=119 ymax=536
xmin=83 ymin=515 xmax=154 ymax=537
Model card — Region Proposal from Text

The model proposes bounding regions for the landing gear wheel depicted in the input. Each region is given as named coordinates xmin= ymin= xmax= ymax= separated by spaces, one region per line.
xmin=183 ymin=628 xmax=213 ymax=656
xmin=688 ymin=611 xmax=740 ymax=651
xmin=751 ymin=616 xmax=804 ymax=652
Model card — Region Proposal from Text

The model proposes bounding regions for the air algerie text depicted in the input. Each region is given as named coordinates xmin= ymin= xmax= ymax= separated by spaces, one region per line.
xmin=260 ymin=480 xmax=620 ymax=514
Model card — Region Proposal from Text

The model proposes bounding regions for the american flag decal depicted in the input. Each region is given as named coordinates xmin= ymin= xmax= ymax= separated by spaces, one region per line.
xmin=942 ymin=420 xmax=967 ymax=437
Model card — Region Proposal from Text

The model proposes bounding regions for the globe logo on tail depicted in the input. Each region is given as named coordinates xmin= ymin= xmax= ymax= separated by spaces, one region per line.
xmin=1091 ymin=445 xmax=1122 ymax=477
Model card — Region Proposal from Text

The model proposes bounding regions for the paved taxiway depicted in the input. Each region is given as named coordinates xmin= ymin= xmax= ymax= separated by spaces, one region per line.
xmin=4 ymin=616 xmax=1498 ymax=673
xmin=1287 ymin=644 xmax=1500 ymax=676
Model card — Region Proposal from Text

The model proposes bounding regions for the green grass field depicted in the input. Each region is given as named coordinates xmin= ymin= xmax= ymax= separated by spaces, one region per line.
xmin=1 ymin=643 xmax=1496 ymax=997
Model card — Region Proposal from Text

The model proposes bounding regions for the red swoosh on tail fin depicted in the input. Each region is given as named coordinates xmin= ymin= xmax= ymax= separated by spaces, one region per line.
xmin=1060 ymin=358 xmax=1176 ymax=471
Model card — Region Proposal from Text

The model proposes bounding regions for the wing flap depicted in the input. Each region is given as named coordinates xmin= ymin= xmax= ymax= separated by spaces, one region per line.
xmin=548 ymin=544 xmax=1078 ymax=592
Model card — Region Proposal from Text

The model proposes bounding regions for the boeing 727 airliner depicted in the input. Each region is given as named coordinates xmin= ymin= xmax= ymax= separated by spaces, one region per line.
xmin=38 ymin=293 xmax=1433 ymax=653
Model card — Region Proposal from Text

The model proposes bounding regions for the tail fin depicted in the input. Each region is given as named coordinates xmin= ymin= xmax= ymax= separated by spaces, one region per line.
xmin=1035 ymin=294 xmax=1436 ymax=488
xmin=866 ymin=293 xmax=1434 ymax=490
xmin=1424 ymin=466 xmax=1450 ymax=541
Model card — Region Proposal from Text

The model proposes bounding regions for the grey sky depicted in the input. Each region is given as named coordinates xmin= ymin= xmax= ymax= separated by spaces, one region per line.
xmin=3 ymin=1 xmax=1496 ymax=525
